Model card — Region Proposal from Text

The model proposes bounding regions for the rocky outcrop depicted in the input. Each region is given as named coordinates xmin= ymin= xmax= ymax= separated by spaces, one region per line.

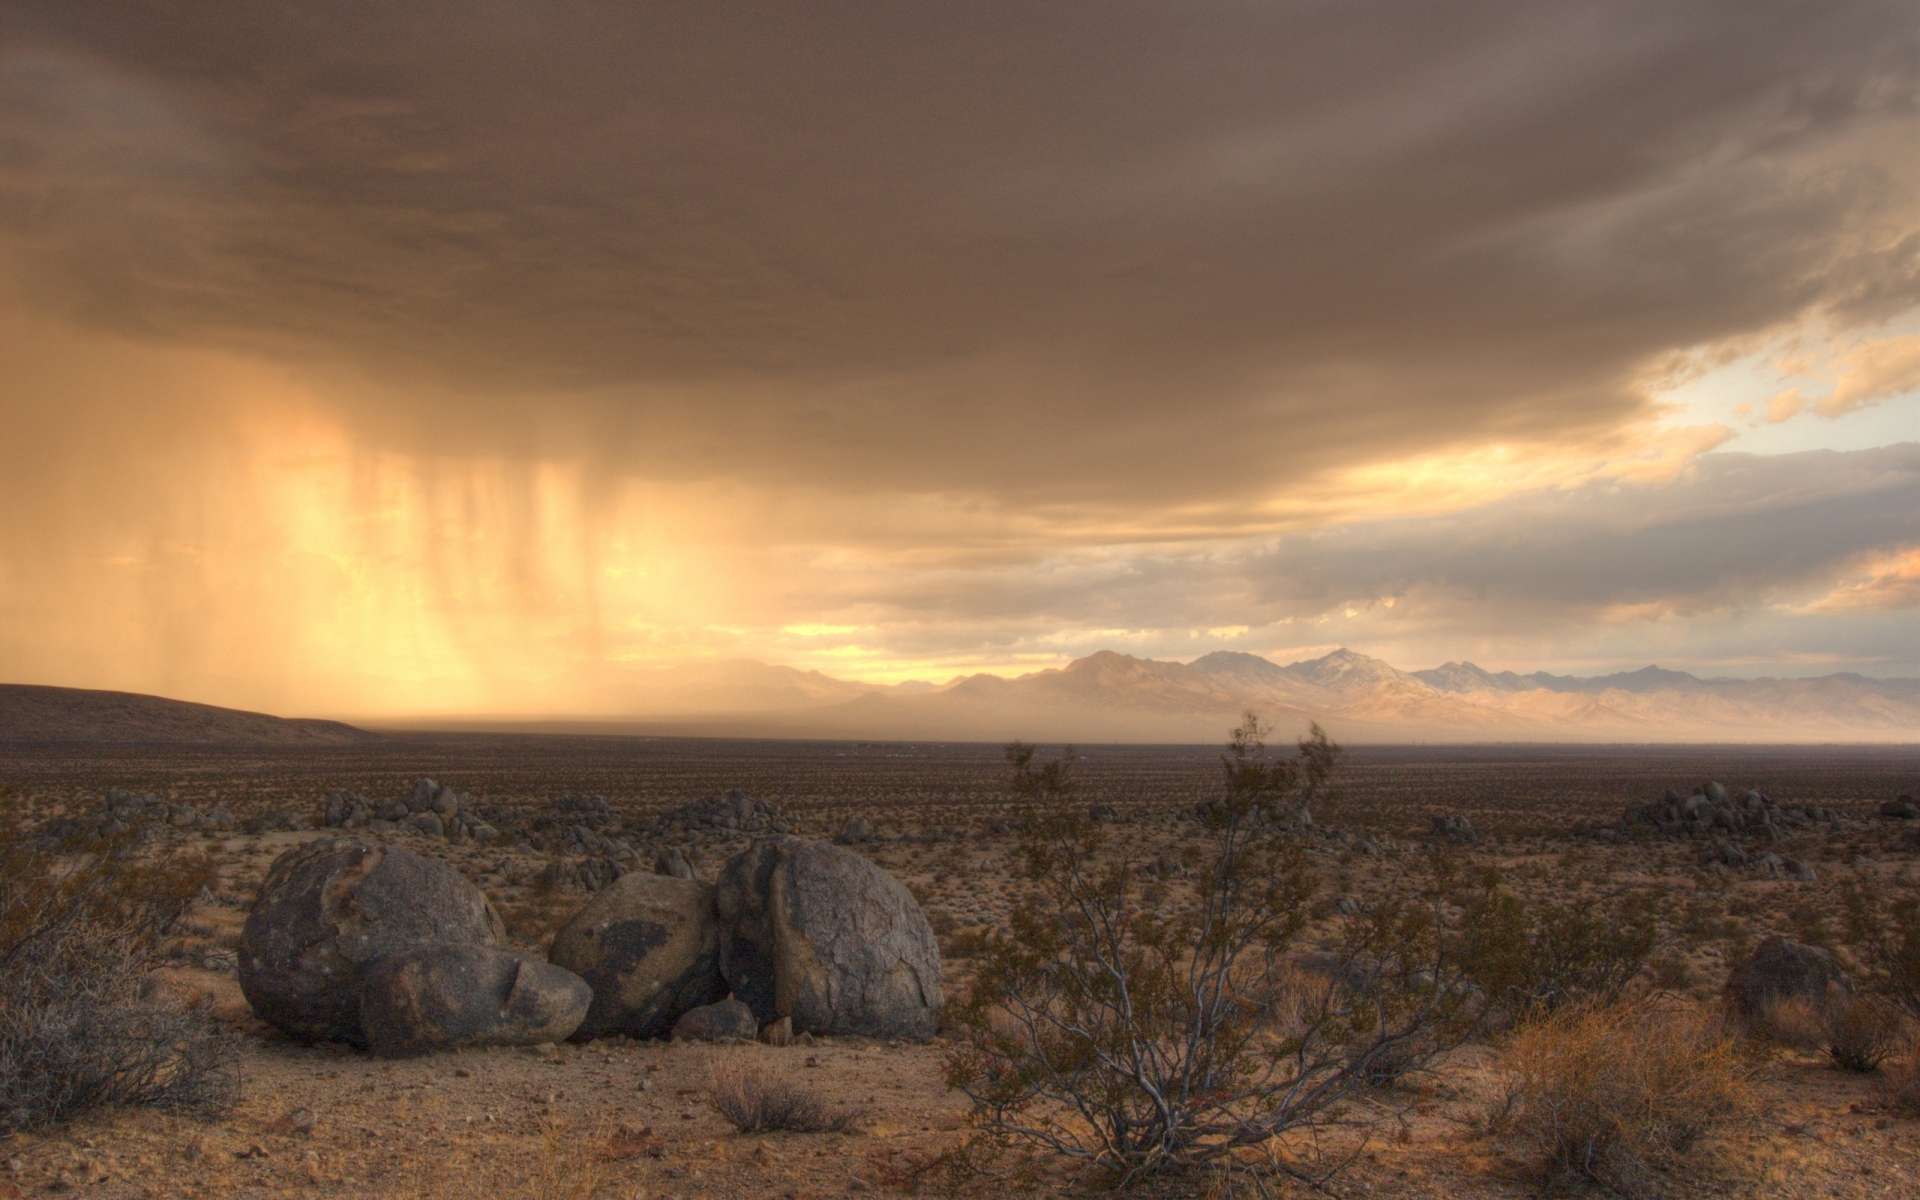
xmin=359 ymin=945 xmax=591 ymax=1056
xmin=238 ymin=838 xmax=506 ymax=1044
xmin=1610 ymin=784 xmax=1836 ymax=842
xmin=548 ymin=873 xmax=727 ymax=1041
xmin=717 ymin=838 xmax=942 ymax=1041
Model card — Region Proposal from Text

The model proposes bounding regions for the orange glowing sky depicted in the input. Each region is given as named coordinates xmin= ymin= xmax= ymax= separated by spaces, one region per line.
xmin=0 ymin=2 xmax=1915 ymax=719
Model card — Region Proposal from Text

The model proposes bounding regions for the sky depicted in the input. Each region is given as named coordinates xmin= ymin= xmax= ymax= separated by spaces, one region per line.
xmin=0 ymin=1 xmax=1916 ymax=719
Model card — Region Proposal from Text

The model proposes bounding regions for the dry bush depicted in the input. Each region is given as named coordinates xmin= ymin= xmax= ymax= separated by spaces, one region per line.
xmin=1766 ymin=993 xmax=1907 ymax=1072
xmin=950 ymin=718 xmax=1484 ymax=1186
xmin=1496 ymin=1000 xmax=1753 ymax=1197
xmin=1455 ymin=872 xmax=1657 ymax=1019
xmin=1874 ymin=1046 xmax=1920 ymax=1114
xmin=0 ymin=836 xmax=238 ymax=1133
xmin=1839 ymin=876 xmax=1920 ymax=1018
xmin=707 ymin=1056 xmax=864 ymax=1134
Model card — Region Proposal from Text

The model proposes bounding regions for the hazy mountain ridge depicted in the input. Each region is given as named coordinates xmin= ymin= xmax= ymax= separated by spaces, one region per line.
xmin=595 ymin=648 xmax=1919 ymax=743
xmin=10 ymin=650 xmax=1911 ymax=745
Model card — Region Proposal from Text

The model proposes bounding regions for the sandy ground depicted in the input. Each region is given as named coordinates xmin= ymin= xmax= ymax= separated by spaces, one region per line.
xmin=4 ymin=741 xmax=1920 ymax=1198
xmin=4 ymin=1003 xmax=1917 ymax=1200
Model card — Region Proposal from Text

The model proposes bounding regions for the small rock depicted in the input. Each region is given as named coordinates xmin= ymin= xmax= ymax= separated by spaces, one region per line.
xmin=760 ymin=1015 xmax=794 ymax=1046
xmin=672 ymin=996 xmax=758 ymax=1042
xmin=271 ymin=1106 xmax=316 ymax=1136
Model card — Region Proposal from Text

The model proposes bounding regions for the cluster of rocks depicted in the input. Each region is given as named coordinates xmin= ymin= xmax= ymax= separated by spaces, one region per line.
xmin=1581 ymin=782 xmax=1837 ymax=843
xmin=321 ymin=779 xmax=500 ymax=845
xmin=637 ymin=790 xmax=794 ymax=839
xmin=1430 ymin=814 xmax=1478 ymax=844
xmin=540 ymin=854 xmax=631 ymax=894
xmin=239 ymin=833 xmax=943 ymax=1055
xmin=1879 ymin=794 xmax=1919 ymax=819
xmin=238 ymin=839 xmax=590 ymax=1055
xmin=29 ymin=789 xmax=239 ymax=850
xmin=550 ymin=834 xmax=941 ymax=1043
xmin=1701 ymin=842 xmax=1819 ymax=881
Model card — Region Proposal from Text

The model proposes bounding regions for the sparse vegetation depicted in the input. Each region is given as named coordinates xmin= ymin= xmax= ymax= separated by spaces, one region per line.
xmin=1495 ymin=999 xmax=1754 ymax=1197
xmin=707 ymin=1057 xmax=865 ymax=1134
xmin=1766 ymin=993 xmax=1909 ymax=1073
xmin=1455 ymin=871 xmax=1658 ymax=1017
xmin=1840 ymin=874 xmax=1920 ymax=1018
xmin=949 ymin=717 xmax=1480 ymax=1184
xmin=0 ymin=834 xmax=239 ymax=1132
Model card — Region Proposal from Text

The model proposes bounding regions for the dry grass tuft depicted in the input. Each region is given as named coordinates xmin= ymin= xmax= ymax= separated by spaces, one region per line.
xmin=1764 ymin=993 xmax=1907 ymax=1073
xmin=1494 ymin=1000 xmax=1754 ymax=1197
xmin=526 ymin=1118 xmax=611 ymax=1200
xmin=0 ymin=837 xmax=238 ymax=1133
xmin=707 ymin=1056 xmax=864 ymax=1134
xmin=1874 ymin=1045 xmax=1920 ymax=1114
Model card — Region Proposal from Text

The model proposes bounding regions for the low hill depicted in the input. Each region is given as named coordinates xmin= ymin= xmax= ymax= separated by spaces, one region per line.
xmin=0 ymin=684 xmax=378 ymax=745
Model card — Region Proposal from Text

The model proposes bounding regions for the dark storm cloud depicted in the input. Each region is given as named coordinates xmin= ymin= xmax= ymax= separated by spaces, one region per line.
xmin=1 ymin=1 xmax=1916 ymax=502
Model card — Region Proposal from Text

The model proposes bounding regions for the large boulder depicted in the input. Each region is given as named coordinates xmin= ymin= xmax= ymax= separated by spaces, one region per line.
xmin=238 ymin=838 xmax=506 ymax=1044
xmin=717 ymin=838 xmax=942 ymax=1041
xmin=548 ymin=873 xmax=727 ymax=1040
xmin=359 ymin=945 xmax=590 ymax=1056
xmin=1724 ymin=935 xmax=1849 ymax=1024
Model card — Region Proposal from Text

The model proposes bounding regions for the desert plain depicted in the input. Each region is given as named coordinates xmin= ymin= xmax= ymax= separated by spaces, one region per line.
xmin=3 ymin=734 xmax=1919 ymax=1200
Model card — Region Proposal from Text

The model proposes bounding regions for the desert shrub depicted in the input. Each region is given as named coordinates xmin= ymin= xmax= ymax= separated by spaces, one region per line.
xmin=1496 ymin=1000 xmax=1753 ymax=1197
xmin=0 ymin=835 xmax=238 ymax=1132
xmin=1455 ymin=874 xmax=1657 ymax=1018
xmin=707 ymin=1058 xmax=864 ymax=1134
xmin=1875 ymin=1046 xmax=1920 ymax=1115
xmin=1839 ymin=875 xmax=1920 ymax=1018
xmin=1765 ymin=993 xmax=1907 ymax=1072
xmin=948 ymin=716 xmax=1482 ymax=1184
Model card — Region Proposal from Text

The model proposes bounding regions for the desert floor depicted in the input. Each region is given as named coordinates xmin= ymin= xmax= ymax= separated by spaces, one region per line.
xmin=3 ymin=737 xmax=1918 ymax=1198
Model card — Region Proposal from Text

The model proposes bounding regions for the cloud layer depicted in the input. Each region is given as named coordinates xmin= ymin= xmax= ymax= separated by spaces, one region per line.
xmin=0 ymin=2 xmax=1915 ymax=714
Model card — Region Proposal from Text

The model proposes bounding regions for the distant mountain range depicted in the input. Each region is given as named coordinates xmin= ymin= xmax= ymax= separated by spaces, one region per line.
xmin=463 ymin=648 xmax=1920 ymax=744
xmin=5 ymin=650 xmax=1914 ymax=745
xmin=0 ymin=684 xmax=378 ymax=745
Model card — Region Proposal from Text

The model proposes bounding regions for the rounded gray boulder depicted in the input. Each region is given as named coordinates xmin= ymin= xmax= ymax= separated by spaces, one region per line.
xmin=548 ymin=872 xmax=727 ymax=1040
xmin=1725 ymin=934 xmax=1849 ymax=1024
xmin=238 ymin=838 xmax=506 ymax=1044
xmin=359 ymin=945 xmax=591 ymax=1056
xmin=717 ymin=837 xmax=942 ymax=1041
